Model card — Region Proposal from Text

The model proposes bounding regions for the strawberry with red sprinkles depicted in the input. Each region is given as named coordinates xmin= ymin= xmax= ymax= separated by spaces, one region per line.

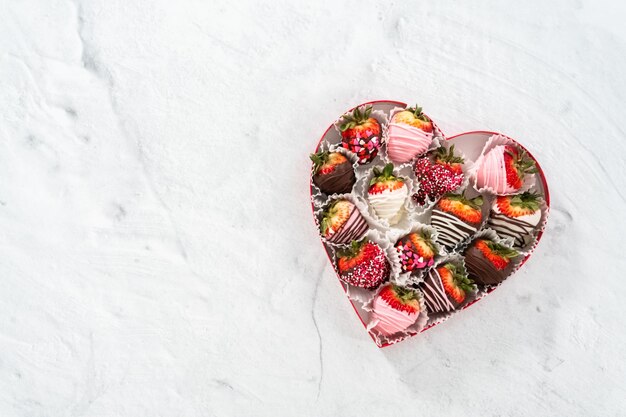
xmin=336 ymin=239 xmax=390 ymax=289
xmin=413 ymin=145 xmax=465 ymax=206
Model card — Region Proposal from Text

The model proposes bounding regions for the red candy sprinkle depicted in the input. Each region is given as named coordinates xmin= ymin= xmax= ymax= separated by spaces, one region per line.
xmin=340 ymin=243 xmax=389 ymax=289
xmin=413 ymin=157 xmax=464 ymax=205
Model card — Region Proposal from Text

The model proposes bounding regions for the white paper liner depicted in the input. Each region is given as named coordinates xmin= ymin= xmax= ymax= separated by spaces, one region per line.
xmin=470 ymin=134 xmax=537 ymax=196
xmin=313 ymin=193 xmax=370 ymax=248
xmin=309 ymin=145 xmax=361 ymax=208
xmin=327 ymin=228 xmax=402 ymax=310
xmin=354 ymin=162 xmax=417 ymax=231
xmin=419 ymin=253 xmax=479 ymax=326
xmin=365 ymin=284 xmax=429 ymax=347
xmin=388 ymin=222 xmax=447 ymax=286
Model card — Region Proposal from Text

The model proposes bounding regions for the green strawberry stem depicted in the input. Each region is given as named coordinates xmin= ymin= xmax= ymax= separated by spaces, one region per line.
xmin=485 ymin=240 xmax=519 ymax=259
xmin=434 ymin=145 xmax=464 ymax=164
xmin=337 ymin=239 xmax=366 ymax=259
xmin=509 ymin=191 xmax=542 ymax=211
xmin=419 ymin=229 xmax=437 ymax=254
xmin=339 ymin=105 xmax=373 ymax=132
xmin=370 ymin=163 xmax=404 ymax=186
xmin=443 ymin=192 xmax=483 ymax=210
xmin=310 ymin=151 xmax=329 ymax=174
xmin=391 ymin=284 xmax=418 ymax=303
xmin=443 ymin=262 xmax=474 ymax=293
xmin=406 ymin=104 xmax=430 ymax=122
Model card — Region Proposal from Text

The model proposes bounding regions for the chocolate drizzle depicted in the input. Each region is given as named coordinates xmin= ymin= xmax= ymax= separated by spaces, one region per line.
xmin=464 ymin=246 xmax=513 ymax=286
xmin=327 ymin=206 xmax=368 ymax=244
xmin=420 ymin=269 xmax=458 ymax=313
xmin=430 ymin=209 xmax=478 ymax=248
xmin=487 ymin=212 xmax=535 ymax=248
xmin=313 ymin=161 xmax=356 ymax=195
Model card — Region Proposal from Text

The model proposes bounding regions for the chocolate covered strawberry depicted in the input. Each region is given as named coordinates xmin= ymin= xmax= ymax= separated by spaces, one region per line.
xmin=387 ymin=105 xmax=434 ymax=163
xmin=430 ymin=193 xmax=483 ymax=248
xmin=310 ymin=151 xmax=356 ymax=195
xmin=336 ymin=239 xmax=390 ymax=289
xmin=320 ymin=199 xmax=368 ymax=245
xmin=367 ymin=163 xmax=408 ymax=225
xmin=370 ymin=284 xmax=421 ymax=336
xmin=421 ymin=262 xmax=475 ymax=313
xmin=339 ymin=105 xmax=382 ymax=165
xmin=412 ymin=146 xmax=465 ymax=206
xmin=476 ymin=144 xmax=537 ymax=193
xmin=488 ymin=192 xmax=542 ymax=248
xmin=464 ymin=239 xmax=519 ymax=286
xmin=395 ymin=230 xmax=438 ymax=272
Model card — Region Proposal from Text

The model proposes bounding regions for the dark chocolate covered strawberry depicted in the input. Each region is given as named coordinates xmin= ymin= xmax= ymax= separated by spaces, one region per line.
xmin=430 ymin=193 xmax=483 ymax=249
xmin=421 ymin=262 xmax=475 ymax=313
xmin=464 ymin=239 xmax=520 ymax=286
xmin=310 ymin=151 xmax=356 ymax=194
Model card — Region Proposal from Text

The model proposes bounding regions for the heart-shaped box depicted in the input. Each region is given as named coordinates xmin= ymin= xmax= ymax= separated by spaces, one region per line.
xmin=310 ymin=100 xmax=550 ymax=348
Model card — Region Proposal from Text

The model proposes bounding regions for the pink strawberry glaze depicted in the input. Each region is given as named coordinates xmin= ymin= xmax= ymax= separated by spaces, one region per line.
xmin=476 ymin=145 xmax=516 ymax=194
xmin=386 ymin=122 xmax=433 ymax=163
xmin=370 ymin=295 xmax=419 ymax=336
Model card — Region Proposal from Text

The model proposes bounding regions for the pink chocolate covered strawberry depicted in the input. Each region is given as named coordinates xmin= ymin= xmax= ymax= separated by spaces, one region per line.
xmin=386 ymin=105 xmax=434 ymax=163
xmin=339 ymin=105 xmax=382 ymax=165
xmin=370 ymin=284 xmax=421 ymax=336
xmin=476 ymin=144 xmax=537 ymax=193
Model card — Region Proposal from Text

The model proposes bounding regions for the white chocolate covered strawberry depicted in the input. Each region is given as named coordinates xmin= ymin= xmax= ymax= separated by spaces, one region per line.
xmin=367 ymin=163 xmax=407 ymax=225
xmin=487 ymin=192 xmax=542 ymax=248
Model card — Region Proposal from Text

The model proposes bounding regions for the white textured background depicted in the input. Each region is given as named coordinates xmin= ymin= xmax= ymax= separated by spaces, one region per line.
xmin=1 ymin=0 xmax=625 ymax=416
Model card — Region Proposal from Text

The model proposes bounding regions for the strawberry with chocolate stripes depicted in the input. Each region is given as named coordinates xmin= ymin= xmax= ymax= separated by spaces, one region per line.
xmin=421 ymin=262 xmax=475 ymax=313
xmin=488 ymin=192 xmax=543 ymax=248
xmin=320 ymin=199 xmax=368 ymax=245
xmin=430 ymin=193 xmax=484 ymax=249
